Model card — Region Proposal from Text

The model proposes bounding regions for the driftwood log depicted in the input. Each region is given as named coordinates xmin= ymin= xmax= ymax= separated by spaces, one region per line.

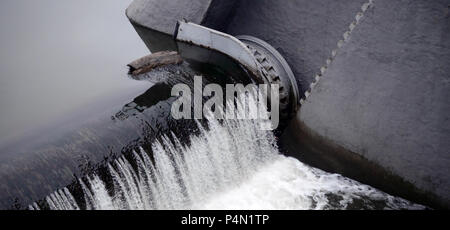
xmin=128 ymin=51 xmax=183 ymax=76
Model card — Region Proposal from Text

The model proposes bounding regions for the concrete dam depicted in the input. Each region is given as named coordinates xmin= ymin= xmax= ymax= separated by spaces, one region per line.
xmin=0 ymin=0 xmax=448 ymax=210
xmin=125 ymin=0 xmax=450 ymax=208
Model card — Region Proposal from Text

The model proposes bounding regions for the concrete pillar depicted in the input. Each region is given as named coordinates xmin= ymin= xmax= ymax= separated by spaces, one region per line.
xmin=283 ymin=0 xmax=450 ymax=208
xmin=225 ymin=0 xmax=368 ymax=94
xmin=126 ymin=0 xmax=237 ymax=52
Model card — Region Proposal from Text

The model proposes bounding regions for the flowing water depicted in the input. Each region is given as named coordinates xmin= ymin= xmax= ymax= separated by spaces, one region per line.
xmin=28 ymin=96 xmax=425 ymax=210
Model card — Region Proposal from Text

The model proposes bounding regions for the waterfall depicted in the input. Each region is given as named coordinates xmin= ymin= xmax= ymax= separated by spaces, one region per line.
xmin=28 ymin=95 xmax=425 ymax=210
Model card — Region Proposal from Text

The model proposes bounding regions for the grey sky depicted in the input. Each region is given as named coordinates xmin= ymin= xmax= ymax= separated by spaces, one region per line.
xmin=0 ymin=0 xmax=150 ymax=145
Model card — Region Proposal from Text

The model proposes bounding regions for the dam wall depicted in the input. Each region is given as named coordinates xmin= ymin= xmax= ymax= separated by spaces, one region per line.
xmin=285 ymin=0 xmax=450 ymax=208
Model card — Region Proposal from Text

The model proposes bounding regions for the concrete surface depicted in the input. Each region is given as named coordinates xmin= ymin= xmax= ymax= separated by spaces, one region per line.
xmin=126 ymin=0 xmax=237 ymax=52
xmin=225 ymin=0 xmax=368 ymax=93
xmin=289 ymin=0 xmax=450 ymax=208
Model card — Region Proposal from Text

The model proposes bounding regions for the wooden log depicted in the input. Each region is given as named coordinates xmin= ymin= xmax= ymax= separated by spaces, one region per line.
xmin=128 ymin=51 xmax=183 ymax=76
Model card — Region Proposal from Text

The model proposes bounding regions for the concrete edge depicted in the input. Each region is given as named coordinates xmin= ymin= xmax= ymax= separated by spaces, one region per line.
xmin=280 ymin=117 xmax=448 ymax=209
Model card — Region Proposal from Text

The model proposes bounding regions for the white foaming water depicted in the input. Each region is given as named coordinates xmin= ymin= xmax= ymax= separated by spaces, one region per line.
xmin=201 ymin=157 xmax=425 ymax=210
xmin=29 ymin=97 xmax=424 ymax=210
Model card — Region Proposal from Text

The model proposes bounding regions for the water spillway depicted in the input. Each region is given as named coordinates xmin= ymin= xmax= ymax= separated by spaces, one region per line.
xmin=1 ymin=59 xmax=250 ymax=209
xmin=29 ymin=94 xmax=424 ymax=210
